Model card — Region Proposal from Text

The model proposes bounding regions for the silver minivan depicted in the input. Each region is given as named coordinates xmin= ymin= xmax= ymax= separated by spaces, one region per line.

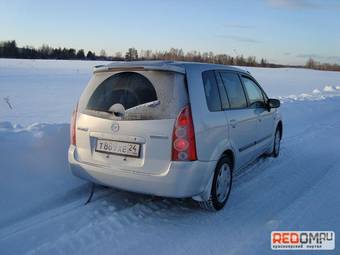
xmin=69 ymin=61 xmax=282 ymax=211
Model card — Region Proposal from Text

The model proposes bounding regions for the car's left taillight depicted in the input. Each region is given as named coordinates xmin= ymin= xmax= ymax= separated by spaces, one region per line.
xmin=70 ymin=103 xmax=78 ymax=145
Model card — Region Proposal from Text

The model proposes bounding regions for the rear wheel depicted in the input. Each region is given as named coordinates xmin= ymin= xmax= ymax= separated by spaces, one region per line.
xmin=199 ymin=156 xmax=233 ymax=211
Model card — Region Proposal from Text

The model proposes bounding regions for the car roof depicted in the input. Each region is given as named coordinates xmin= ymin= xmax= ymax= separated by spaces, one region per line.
xmin=93 ymin=60 xmax=249 ymax=75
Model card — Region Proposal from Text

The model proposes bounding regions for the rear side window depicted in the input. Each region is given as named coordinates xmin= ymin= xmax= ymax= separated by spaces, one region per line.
xmin=81 ymin=71 xmax=188 ymax=120
xmin=202 ymin=71 xmax=222 ymax=111
xmin=220 ymin=72 xmax=247 ymax=109
xmin=87 ymin=72 xmax=157 ymax=111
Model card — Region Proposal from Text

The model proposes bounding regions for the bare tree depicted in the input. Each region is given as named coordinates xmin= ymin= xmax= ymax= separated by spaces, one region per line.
xmin=125 ymin=47 xmax=138 ymax=61
xmin=100 ymin=49 xmax=107 ymax=58
xmin=305 ymin=58 xmax=316 ymax=69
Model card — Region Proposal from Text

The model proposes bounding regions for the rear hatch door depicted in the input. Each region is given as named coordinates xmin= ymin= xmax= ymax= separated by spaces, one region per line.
xmin=75 ymin=69 xmax=188 ymax=175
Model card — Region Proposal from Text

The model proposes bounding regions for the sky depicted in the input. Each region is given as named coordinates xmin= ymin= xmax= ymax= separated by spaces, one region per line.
xmin=0 ymin=0 xmax=339 ymax=65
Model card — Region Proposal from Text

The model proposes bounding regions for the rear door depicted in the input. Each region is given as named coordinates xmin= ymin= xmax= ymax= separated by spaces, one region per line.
xmin=196 ymin=70 xmax=229 ymax=161
xmin=217 ymin=71 xmax=259 ymax=166
xmin=75 ymin=70 xmax=188 ymax=175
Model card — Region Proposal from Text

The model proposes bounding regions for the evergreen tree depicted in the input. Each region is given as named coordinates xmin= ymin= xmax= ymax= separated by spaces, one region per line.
xmin=67 ymin=48 xmax=76 ymax=59
xmin=76 ymin=49 xmax=85 ymax=59
xmin=0 ymin=40 xmax=18 ymax=58
xmin=86 ymin=51 xmax=96 ymax=60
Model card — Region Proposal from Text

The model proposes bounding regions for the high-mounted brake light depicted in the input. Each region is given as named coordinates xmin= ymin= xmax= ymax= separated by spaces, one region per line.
xmin=70 ymin=103 xmax=78 ymax=145
xmin=172 ymin=105 xmax=197 ymax=161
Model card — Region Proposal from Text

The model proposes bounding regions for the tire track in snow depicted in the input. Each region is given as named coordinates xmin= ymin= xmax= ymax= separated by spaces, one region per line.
xmin=25 ymin=196 xmax=194 ymax=255
xmin=0 ymin=185 xmax=116 ymax=240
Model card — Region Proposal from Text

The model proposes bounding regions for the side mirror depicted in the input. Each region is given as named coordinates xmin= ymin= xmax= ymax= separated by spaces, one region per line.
xmin=268 ymin=98 xmax=280 ymax=108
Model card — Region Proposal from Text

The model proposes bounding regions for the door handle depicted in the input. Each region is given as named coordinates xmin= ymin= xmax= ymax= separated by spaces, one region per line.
xmin=230 ymin=119 xmax=237 ymax=128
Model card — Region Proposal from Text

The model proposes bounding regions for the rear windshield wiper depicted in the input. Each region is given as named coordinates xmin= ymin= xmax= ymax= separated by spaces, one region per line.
xmin=125 ymin=100 xmax=160 ymax=112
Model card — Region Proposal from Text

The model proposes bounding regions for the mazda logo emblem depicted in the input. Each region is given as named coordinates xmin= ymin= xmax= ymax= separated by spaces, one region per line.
xmin=111 ymin=123 xmax=119 ymax=132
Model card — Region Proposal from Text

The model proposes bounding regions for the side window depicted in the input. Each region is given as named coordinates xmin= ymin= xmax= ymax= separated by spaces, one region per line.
xmin=220 ymin=72 xmax=247 ymax=109
xmin=241 ymin=76 xmax=265 ymax=107
xmin=202 ymin=71 xmax=222 ymax=111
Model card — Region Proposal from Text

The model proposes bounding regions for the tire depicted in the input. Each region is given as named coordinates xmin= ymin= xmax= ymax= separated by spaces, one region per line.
xmin=199 ymin=156 xmax=233 ymax=211
xmin=271 ymin=128 xmax=281 ymax=158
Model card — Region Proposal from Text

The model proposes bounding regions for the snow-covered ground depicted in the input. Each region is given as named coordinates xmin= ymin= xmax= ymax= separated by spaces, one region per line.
xmin=1 ymin=59 xmax=340 ymax=254
xmin=0 ymin=59 xmax=107 ymax=125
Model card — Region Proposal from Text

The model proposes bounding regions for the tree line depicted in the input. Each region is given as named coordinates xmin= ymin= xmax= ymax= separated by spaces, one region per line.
xmin=0 ymin=40 xmax=100 ymax=60
xmin=0 ymin=40 xmax=269 ymax=66
xmin=1 ymin=40 xmax=339 ymax=71
xmin=305 ymin=57 xmax=340 ymax=72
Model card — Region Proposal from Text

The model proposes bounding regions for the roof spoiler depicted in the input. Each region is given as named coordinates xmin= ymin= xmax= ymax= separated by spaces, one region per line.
xmin=93 ymin=64 xmax=185 ymax=74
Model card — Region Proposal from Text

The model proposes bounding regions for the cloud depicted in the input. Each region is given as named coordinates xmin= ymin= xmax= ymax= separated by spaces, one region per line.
xmin=216 ymin=35 xmax=260 ymax=43
xmin=267 ymin=0 xmax=340 ymax=11
xmin=327 ymin=56 xmax=340 ymax=62
xmin=224 ymin=24 xmax=255 ymax=29
xmin=267 ymin=0 xmax=319 ymax=10
xmin=296 ymin=53 xmax=322 ymax=58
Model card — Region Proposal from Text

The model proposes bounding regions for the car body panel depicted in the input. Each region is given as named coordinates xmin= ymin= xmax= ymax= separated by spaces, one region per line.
xmin=69 ymin=144 xmax=214 ymax=198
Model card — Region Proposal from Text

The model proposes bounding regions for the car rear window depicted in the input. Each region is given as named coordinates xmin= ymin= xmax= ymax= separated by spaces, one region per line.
xmin=79 ymin=71 xmax=188 ymax=120
xmin=87 ymin=72 xmax=157 ymax=112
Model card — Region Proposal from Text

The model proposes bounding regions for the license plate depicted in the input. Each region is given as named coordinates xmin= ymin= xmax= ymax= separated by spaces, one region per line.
xmin=96 ymin=139 xmax=140 ymax=157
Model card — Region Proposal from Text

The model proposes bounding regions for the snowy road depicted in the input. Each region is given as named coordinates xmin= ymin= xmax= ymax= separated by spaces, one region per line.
xmin=1 ymin=97 xmax=340 ymax=255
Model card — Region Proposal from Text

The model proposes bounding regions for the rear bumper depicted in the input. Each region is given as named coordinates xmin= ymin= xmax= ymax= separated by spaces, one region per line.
xmin=68 ymin=145 xmax=215 ymax=198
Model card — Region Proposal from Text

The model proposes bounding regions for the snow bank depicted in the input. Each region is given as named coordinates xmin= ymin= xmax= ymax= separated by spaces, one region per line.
xmin=323 ymin=85 xmax=335 ymax=92
xmin=0 ymin=122 xmax=84 ymax=229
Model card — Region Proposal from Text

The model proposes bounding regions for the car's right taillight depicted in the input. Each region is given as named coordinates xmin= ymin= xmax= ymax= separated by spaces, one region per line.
xmin=172 ymin=105 xmax=197 ymax=161
xmin=70 ymin=103 xmax=78 ymax=145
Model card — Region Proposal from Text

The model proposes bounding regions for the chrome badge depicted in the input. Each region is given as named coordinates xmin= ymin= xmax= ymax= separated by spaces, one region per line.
xmin=111 ymin=123 xmax=119 ymax=132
